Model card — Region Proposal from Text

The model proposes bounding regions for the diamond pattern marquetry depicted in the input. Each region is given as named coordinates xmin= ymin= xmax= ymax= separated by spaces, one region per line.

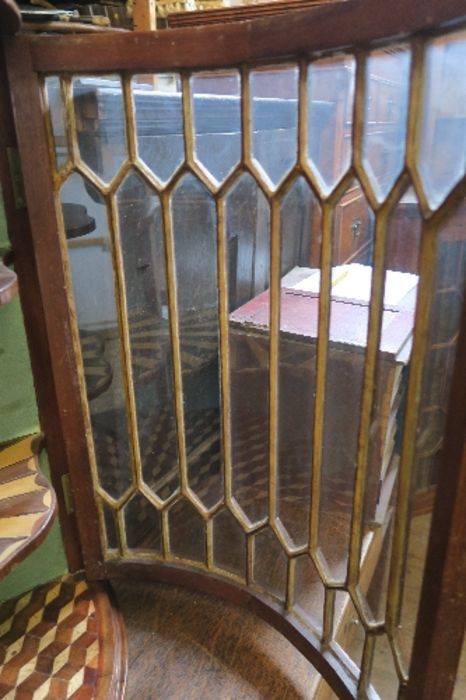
xmin=0 ymin=573 xmax=127 ymax=699
xmin=0 ymin=437 xmax=56 ymax=582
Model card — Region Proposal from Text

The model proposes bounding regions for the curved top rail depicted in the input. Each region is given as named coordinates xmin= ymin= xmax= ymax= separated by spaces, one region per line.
xmin=10 ymin=0 xmax=466 ymax=73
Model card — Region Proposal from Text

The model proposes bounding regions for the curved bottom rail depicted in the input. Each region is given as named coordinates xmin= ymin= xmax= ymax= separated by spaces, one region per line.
xmin=100 ymin=559 xmax=364 ymax=700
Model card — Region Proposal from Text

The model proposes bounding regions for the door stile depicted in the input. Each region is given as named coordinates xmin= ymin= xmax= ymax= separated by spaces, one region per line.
xmin=3 ymin=37 xmax=104 ymax=574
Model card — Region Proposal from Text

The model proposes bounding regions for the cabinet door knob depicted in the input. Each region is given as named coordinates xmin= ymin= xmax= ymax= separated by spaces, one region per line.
xmin=351 ymin=217 xmax=362 ymax=238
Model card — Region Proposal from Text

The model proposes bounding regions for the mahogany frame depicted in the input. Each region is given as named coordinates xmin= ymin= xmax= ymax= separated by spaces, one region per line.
xmin=2 ymin=0 xmax=466 ymax=697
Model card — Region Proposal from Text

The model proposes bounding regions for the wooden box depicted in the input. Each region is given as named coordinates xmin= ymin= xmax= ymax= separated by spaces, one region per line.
xmin=229 ymin=266 xmax=417 ymax=526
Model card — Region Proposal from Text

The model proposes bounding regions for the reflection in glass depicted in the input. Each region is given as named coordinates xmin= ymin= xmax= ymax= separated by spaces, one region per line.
xmin=117 ymin=170 xmax=181 ymax=502
xmin=363 ymin=46 xmax=411 ymax=201
xmin=132 ymin=73 xmax=185 ymax=185
xmin=44 ymin=76 xmax=68 ymax=170
xmin=307 ymin=55 xmax=355 ymax=194
xmin=394 ymin=202 xmax=466 ymax=672
xmin=318 ymin=181 xmax=374 ymax=582
xmin=73 ymin=75 xmax=127 ymax=183
xmin=419 ymin=29 xmax=466 ymax=209
xmin=212 ymin=509 xmax=246 ymax=578
xmin=227 ymin=173 xmax=270 ymax=525
xmin=169 ymin=499 xmax=205 ymax=562
xmin=277 ymin=177 xmax=321 ymax=547
xmin=334 ymin=592 xmax=364 ymax=670
xmin=250 ymin=65 xmax=298 ymax=189
xmin=293 ymin=554 xmax=325 ymax=634
xmin=360 ymin=189 xmax=421 ymax=613
xmin=370 ymin=635 xmax=399 ymax=700
xmin=191 ymin=70 xmax=241 ymax=184
xmin=124 ymin=493 xmax=162 ymax=551
xmin=253 ymin=527 xmax=287 ymax=601
xmin=61 ymin=173 xmax=134 ymax=500
xmin=171 ymin=174 xmax=223 ymax=509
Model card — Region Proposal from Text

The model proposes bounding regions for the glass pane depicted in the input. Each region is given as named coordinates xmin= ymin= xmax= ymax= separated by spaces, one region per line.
xmin=250 ymin=65 xmax=298 ymax=190
xmin=44 ymin=76 xmax=68 ymax=170
xmin=73 ymin=75 xmax=127 ymax=183
xmin=370 ymin=635 xmax=399 ymax=700
xmin=124 ymin=493 xmax=162 ymax=551
xmin=253 ymin=527 xmax=287 ymax=601
xmin=102 ymin=503 xmax=118 ymax=550
xmin=169 ymin=499 xmax=205 ymax=562
xmin=363 ymin=46 xmax=411 ymax=201
xmin=277 ymin=177 xmax=321 ymax=547
xmin=363 ymin=198 xmax=466 ymax=692
xmin=227 ymin=173 xmax=270 ymax=525
xmin=335 ymin=592 xmax=364 ymax=670
xmin=293 ymin=554 xmax=325 ymax=634
xmin=360 ymin=188 xmax=421 ymax=623
xmin=171 ymin=174 xmax=223 ymax=509
xmin=117 ymin=170 xmax=180 ymax=503
xmin=307 ymin=55 xmax=355 ymax=194
xmin=61 ymin=173 xmax=134 ymax=500
xmin=318 ymin=180 xmax=374 ymax=582
xmin=212 ymin=508 xmax=246 ymax=578
xmin=132 ymin=73 xmax=185 ymax=185
xmin=191 ymin=70 xmax=241 ymax=185
xmin=418 ymin=29 xmax=466 ymax=210
xmin=394 ymin=203 xmax=466 ymax=671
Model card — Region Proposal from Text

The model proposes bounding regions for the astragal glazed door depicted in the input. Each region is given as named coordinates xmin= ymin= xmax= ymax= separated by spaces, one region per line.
xmin=4 ymin=0 xmax=466 ymax=697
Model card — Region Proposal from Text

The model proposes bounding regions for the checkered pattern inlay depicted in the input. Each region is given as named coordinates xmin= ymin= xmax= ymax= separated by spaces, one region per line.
xmin=0 ymin=439 xmax=56 ymax=581
xmin=0 ymin=574 xmax=105 ymax=700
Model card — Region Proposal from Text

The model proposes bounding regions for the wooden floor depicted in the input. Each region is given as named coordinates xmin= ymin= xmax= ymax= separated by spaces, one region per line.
xmin=113 ymin=578 xmax=318 ymax=700
xmin=112 ymin=513 xmax=466 ymax=699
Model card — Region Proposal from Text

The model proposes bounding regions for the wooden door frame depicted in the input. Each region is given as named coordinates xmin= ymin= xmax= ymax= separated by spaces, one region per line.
xmin=2 ymin=1 xmax=466 ymax=696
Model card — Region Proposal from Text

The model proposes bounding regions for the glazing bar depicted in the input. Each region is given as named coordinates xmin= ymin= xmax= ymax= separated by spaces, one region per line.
xmin=358 ymin=632 xmax=376 ymax=696
xmin=347 ymin=210 xmax=388 ymax=586
xmin=160 ymin=190 xmax=189 ymax=495
xmin=108 ymin=194 xmax=144 ymax=491
xmin=122 ymin=74 xmax=138 ymax=164
xmin=216 ymin=198 xmax=233 ymax=505
xmin=309 ymin=202 xmax=333 ymax=555
xmin=268 ymin=198 xmax=281 ymax=523
xmin=322 ymin=587 xmax=336 ymax=646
